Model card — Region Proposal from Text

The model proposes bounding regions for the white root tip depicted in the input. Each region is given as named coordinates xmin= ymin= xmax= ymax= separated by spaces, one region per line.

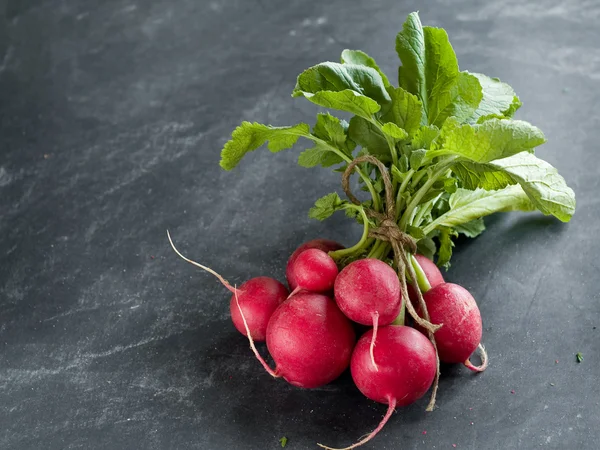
xmin=287 ymin=285 xmax=302 ymax=299
xmin=464 ymin=343 xmax=489 ymax=373
xmin=317 ymin=398 xmax=396 ymax=450
xmin=167 ymin=230 xmax=236 ymax=294
xmin=369 ymin=312 xmax=379 ymax=372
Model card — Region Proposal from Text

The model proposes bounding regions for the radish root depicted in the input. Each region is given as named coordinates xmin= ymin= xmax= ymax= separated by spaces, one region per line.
xmin=369 ymin=312 xmax=379 ymax=372
xmin=287 ymin=285 xmax=302 ymax=299
xmin=167 ymin=230 xmax=238 ymax=295
xmin=233 ymin=287 xmax=280 ymax=379
xmin=317 ymin=397 xmax=396 ymax=450
xmin=464 ymin=343 xmax=489 ymax=373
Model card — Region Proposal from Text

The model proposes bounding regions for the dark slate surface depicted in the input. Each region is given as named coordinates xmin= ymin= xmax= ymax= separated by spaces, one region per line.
xmin=0 ymin=0 xmax=598 ymax=449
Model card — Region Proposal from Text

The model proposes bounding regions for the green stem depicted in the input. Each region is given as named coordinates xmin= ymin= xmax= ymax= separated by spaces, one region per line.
xmin=329 ymin=207 xmax=371 ymax=260
xmin=412 ymin=194 xmax=441 ymax=228
xmin=410 ymin=169 xmax=427 ymax=189
xmin=412 ymin=204 xmax=428 ymax=228
xmin=392 ymin=297 xmax=406 ymax=325
xmin=312 ymin=137 xmax=381 ymax=212
xmin=410 ymin=254 xmax=432 ymax=292
xmin=399 ymin=158 xmax=456 ymax=231
xmin=367 ymin=240 xmax=385 ymax=258
xmin=395 ymin=169 xmax=415 ymax=220
xmin=422 ymin=218 xmax=441 ymax=235
xmin=384 ymin=135 xmax=399 ymax=170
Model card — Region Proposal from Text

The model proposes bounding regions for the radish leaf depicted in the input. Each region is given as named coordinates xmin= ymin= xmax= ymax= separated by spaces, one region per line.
xmin=438 ymin=117 xmax=546 ymax=163
xmin=469 ymin=73 xmax=521 ymax=122
xmin=293 ymin=62 xmax=391 ymax=116
xmin=396 ymin=12 xmax=482 ymax=127
xmin=309 ymin=193 xmax=345 ymax=221
xmin=424 ymin=186 xmax=534 ymax=234
xmin=220 ymin=122 xmax=310 ymax=170
xmin=381 ymin=86 xmax=423 ymax=135
xmin=341 ymin=49 xmax=391 ymax=88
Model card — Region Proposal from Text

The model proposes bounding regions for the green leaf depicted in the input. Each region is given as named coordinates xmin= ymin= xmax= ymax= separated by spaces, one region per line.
xmin=293 ymin=62 xmax=391 ymax=115
xmin=437 ymin=228 xmax=456 ymax=269
xmin=298 ymin=89 xmax=382 ymax=119
xmin=420 ymin=188 xmax=444 ymax=204
xmin=443 ymin=177 xmax=458 ymax=193
xmin=417 ymin=236 xmax=437 ymax=260
xmin=348 ymin=116 xmax=392 ymax=162
xmin=298 ymin=143 xmax=344 ymax=168
xmin=476 ymin=113 xmax=507 ymax=124
xmin=576 ymin=352 xmax=584 ymax=363
xmin=381 ymin=86 xmax=423 ymax=135
xmin=298 ymin=113 xmax=355 ymax=168
xmin=454 ymin=217 xmax=486 ymax=238
xmin=341 ymin=49 xmax=391 ymax=87
xmin=398 ymin=154 xmax=409 ymax=173
xmin=469 ymin=73 xmax=522 ymax=122
xmin=220 ymin=121 xmax=310 ymax=170
xmin=279 ymin=436 xmax=288 ymax=448
xmin=487 ymin=152 xmax=576 ymax=222
xmin=439 ymin=117 xmax=546 ymax=163
xmin=434 ymin=72 xmax=483 ymax=127
xmin=372 ymin=177 xmax=385 ymax=194
xmin=309 ymin=192 xmax=344 ymax=221
xmin=410 ymin=149 xmax=427 ymax=170
xmin=381 ymin=122 xmax=409 ymax=139
xmin=313 ymin=113 xmax=355 ymax=154
xmin=411 ymin=125 xmax=440 ymax=149
xmin=431 ymin=194 xmax=451 ymax=218
xmin=453 ymin=154 xmax=576 ymax=222
xmin=427 ymin=185 xmax=535 ymax=232
xmin=391 ymin=165 xmax=405 ymax=184
xmin=396 ymin=12 xmax=475 ymax=127
xmin=452 ymin=161 xmax=513 ymax=190
xmin=406 ymin=225 xmax=426 ymax=240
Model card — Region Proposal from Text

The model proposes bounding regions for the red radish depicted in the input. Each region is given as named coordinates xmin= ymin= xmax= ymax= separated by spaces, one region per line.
xmin=319 ymin=326 xmax=436 ymax=450
xmin=286 ymin=239 xmax=344 ymax=290
xmin=421 ymin=283 xmax=487 ymax=371
xmin=334 ymin=259 xmax=401 ymax=370
xmin=167 ymin=231 xmax=287 ymax=342
xmin=334 ymin=259 xmax=401 ymax=326
xmin=229 ymin=277 xmax=289 ymax=341
xmin=266 ymin=293 xmax=355 ymax=388
xmin=407 ymin=254 xmax=444 ymax=301
xmin=287 ymin=248 xmax=339 ymax=296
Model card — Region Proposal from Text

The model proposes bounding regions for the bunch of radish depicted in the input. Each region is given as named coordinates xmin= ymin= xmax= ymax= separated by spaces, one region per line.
xmin=168 ymin=233 xmax=487 ymax=449
xmin=170 ymin=10 xmax=576 ymax=449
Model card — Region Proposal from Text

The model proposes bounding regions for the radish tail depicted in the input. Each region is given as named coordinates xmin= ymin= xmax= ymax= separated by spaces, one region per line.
xmin=317 ymin=398 xmax=396 ymax=450
xmin=369 ymin=312 xmax=379 ymax=372
xmin=287 ymin=285 xmax=302 ymax=299
xmin=464 ymin=343 xmax=489 ymax=373
xmin=233 ymin=287 xmax=280 ymax=379
xmin=167 ymin=230 xmax=237 ymax=294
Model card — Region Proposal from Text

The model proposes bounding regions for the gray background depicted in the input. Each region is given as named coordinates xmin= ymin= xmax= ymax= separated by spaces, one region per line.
xmin=0 ymin=0 xmax=598 ymax=449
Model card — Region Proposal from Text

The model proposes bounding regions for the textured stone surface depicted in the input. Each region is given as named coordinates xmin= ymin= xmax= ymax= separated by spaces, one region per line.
xmin=0 ymin=0 xmax=598 ymax=449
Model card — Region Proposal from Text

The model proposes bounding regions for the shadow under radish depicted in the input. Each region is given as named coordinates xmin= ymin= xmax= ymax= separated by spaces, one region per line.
xmin=202 ymin=326 xmax=441 ymax=449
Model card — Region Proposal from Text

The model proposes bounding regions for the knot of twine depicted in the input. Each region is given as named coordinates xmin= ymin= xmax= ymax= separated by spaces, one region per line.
xmin=342 ymin=155 xmax=441 ymax=411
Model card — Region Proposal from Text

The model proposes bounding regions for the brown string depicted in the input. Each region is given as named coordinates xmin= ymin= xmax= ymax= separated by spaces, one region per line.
xmin=342 ymin=155 xmax=441 ymax=411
